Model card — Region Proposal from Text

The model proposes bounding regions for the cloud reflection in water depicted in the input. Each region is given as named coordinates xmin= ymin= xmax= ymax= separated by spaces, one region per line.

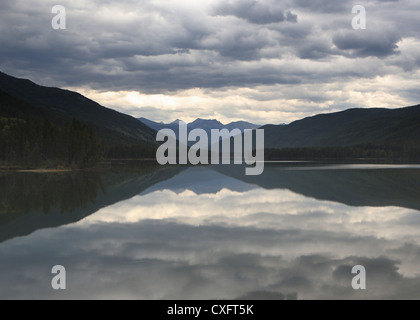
xmin=1 ymin=166 xmax=420 ymax=299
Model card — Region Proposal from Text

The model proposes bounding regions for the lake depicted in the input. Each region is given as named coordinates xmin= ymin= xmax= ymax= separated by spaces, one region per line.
xmin=1 ymin=163 xmax=420 ymax=299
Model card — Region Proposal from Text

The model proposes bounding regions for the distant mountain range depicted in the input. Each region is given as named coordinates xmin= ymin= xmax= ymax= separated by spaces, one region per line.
xmin=1 ymin=70 xmax=419 ymax=162
xmin=0 ymin=71 xmax=157 ymax=148
xmin=142 ymin=105 xmax=420 ymax=154
xmin=139 ymin=117 xmax=260 ymax=136
xmin=263 ymin=105 xmax=420 ymax=149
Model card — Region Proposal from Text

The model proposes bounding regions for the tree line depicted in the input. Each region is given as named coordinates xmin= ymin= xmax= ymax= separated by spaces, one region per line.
xmin=2 ymin=116 xmax=419 ymax=169
xmin=265 ymin=144 xmax=420 ymax=162
xmin=0 ymin=118 xmax=102 ymax=168
xmin=0 ymin=117 xmax=159 ymax=169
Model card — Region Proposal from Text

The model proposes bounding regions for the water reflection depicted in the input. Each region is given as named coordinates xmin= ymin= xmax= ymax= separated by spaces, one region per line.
xmin=216 ymin=163 xmax=420 ymax=211
xmin=1 ymin=164 xmax=420 ymax=299
xmin=0 ymin=165 xmax=183 ymax=243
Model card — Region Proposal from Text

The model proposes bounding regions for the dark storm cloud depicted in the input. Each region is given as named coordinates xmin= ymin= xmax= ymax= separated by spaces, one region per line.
xmin=0 ymin=0 xmax=419 ymax=114
xmin=292 ymin=0 xmax=351 ymax=13
xmin=199 ymin=26 xmax=281 ymax=61
xmin=213 ymin=0 xmax=297 ymax=24
xmin=0 ymin=0 xmax=297 ymax=90
xmin=333 ymin=30 xmax=401 ymax=58
xmin=297 ymin=40 xmax=334 ymax=60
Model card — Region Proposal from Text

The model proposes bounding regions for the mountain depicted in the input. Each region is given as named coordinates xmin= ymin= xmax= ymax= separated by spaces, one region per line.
xmin=0 ymin=71 xmax=157 ymax=147
xmin=138 ymin=117 xmax=182 ymax=133
xmin=263 ymin=105 xmax=420 ymax=149
xmin=226 ymin=121 xmax=262 ymax=132
xmin=138 ymin=117 xmax=170 ymax=132
xmin=139 ymin=117 xmax=260 ymax=135
xmin=189 ymin=118 xmax=225 ymax=133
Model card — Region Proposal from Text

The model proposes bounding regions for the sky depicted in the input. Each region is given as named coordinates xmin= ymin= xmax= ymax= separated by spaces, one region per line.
xmin=1 ymin=0 xmax=420 ymax=124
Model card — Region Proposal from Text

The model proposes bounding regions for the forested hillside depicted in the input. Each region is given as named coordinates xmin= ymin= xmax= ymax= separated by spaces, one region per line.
xmin=0 ymin=118 xmax=101 ymax=168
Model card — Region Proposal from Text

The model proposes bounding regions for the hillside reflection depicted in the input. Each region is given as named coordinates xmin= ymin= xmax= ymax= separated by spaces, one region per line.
xmin=1 ymin=164 xmax=420 ymax=299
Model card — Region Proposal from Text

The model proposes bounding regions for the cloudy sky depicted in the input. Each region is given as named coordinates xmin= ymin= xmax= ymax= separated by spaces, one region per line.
xmin=1 ymin=0 xmax=419 ymax=124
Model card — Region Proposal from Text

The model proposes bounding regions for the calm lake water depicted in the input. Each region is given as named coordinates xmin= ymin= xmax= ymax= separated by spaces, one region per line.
xmin=1 ymin=163 xmax=420 ymax=300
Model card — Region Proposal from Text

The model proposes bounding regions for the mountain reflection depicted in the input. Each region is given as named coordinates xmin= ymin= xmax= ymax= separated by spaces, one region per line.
xmin=0 ymin=172 xmax=103 ymax=216
xmin=215 ymin=163 xmax=420 ymax=211
xmin=0 ymin=164 xmax=184 ymax=243
xmin=1 ymin=164 xmax=420 ymax=299
xmin=2 ymin=164 xmax=420 ymax=243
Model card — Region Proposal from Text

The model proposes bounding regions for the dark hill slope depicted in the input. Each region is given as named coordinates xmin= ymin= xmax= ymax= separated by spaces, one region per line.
xmin=263 ymin=105 xmax=420 ymax=149
xmin=0 ymin=72 xmax=157 ymax=147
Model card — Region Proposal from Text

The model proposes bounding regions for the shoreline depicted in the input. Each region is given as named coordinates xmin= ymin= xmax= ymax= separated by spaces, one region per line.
xmin=15 ymin=169 xmax=76 ymax=173
xmin=1 ymin=157 xmax=420 ymax=173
